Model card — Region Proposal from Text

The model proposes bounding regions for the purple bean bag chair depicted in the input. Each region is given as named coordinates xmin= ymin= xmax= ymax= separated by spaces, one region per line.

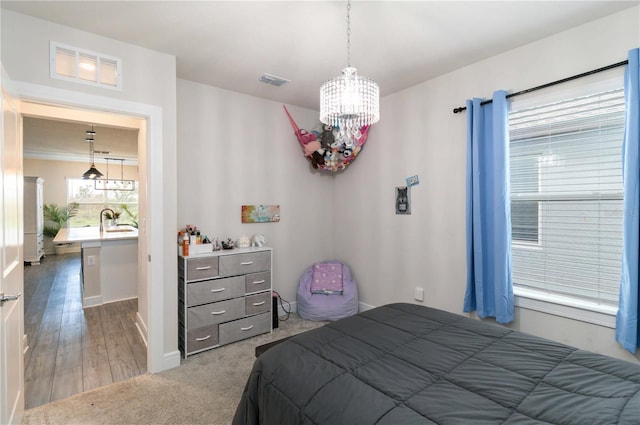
xmin=297 ymin=261 xmax=359 ymax=321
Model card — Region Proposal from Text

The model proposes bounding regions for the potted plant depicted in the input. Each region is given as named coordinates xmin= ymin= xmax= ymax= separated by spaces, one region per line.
xmin=102 ymin=210 xmax=121 ymax=227
xmin=43 ymin=202 xmax=79 ymax=255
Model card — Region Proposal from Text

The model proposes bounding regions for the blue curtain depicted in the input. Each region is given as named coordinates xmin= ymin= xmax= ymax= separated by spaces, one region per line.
xmin=464 ymin=90 xmax=514 ymax=324
xmin=617 ymin=48 xmax=640 ymax=353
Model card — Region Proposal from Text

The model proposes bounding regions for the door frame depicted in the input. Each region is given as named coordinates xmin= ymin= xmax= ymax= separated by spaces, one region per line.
xmin=14 ymin=81 xmax=180 ymax=374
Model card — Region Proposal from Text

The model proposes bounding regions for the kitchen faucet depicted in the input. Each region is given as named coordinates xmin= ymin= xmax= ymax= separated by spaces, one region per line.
xmin=99 ymin=207 xmax=115 ymax=232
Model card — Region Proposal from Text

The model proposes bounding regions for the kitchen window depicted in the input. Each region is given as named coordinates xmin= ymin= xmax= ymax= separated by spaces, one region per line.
xmin=67 ymin=178 xmax=138 ymax=227
xmin=509 ymin=76 xmax=625 ymax=318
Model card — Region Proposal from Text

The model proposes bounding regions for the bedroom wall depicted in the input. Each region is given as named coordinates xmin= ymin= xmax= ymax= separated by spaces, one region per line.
xmin=334 ymin=6 xmax=640 ymax=362
xmin=177 ymin=79 xmax=335 ymax=304
xmin=2 ymin=10 xmax=179 ymax=370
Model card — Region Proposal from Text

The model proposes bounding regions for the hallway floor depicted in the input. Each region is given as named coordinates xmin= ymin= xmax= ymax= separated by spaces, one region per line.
xmin=23 ymin=253 xmax=146 ymax=409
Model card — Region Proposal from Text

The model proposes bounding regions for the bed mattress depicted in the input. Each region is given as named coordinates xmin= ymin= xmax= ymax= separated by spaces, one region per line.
xmin=233 ymin=303 xmax=640 ymax=424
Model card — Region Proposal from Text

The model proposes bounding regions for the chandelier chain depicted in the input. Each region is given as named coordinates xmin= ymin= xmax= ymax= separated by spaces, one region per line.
xmin=346 ymin=0 xmax=351 ymax=67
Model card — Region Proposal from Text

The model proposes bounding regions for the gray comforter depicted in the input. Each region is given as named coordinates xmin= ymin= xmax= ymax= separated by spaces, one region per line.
xmin=233 ymin=303 xmax=640 ymax=424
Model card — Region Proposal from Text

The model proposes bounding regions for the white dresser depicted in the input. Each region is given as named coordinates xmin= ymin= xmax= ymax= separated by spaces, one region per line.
xmin=24 ymin=176 xmax=44 ymax=265
xmin=178 ymin=246 xmax=272 ymax=358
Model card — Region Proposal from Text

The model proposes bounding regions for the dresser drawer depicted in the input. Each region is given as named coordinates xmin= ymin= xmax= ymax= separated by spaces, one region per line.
xmin=246 ymin=292 xmax=271 ymax=316
xmin=245 ymin=271 xmax=271 ymax=294
xmin=186 ymin=324 xmax=219 ymax=354
xmin=186 ymin=276 xmax=244 ymax=307
xmin=185 ymin=257 xmax=219 ymax=281
xmin=219 ymin=251 xmax=270 ymax=277
xmin=219 ymin=312 xmax=271 ymax=345
xmin=187 ymin=297 xmax=244 ymax=329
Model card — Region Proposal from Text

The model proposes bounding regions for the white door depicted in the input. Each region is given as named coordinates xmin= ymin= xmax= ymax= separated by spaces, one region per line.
xmin=0 ymin=66 xmax=25 ymax=425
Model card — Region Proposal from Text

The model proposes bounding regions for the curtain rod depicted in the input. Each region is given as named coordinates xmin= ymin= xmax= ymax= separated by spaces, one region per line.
xmin=452 ymin=59 xmax=629 ymax=114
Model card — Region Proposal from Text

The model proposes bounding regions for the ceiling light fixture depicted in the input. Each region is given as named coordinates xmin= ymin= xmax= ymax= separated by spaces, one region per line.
xmin=82 ymin=125 xmax=103 ymax=180
xmin=94 ymin=158 xmax=136 ymax=191
xmin=320 ymin=0 xmax=379 ymax=147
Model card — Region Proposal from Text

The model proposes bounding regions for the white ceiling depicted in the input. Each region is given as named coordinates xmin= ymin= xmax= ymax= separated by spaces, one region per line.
xmin=4 ymin=0 xmax=638 ymax=159
xmin=22 ymin=117 xmax=139 ymax=164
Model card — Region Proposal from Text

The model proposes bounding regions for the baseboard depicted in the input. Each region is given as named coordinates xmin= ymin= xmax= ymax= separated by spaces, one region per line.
xmin=135 ymin=311 xmax=148 ymax=347
xmin=277 ymin=300 xmax=376 ymax=316
xmin=278 ymin=300 xmax=296 ymax=316
xmin=103 ymin=296 xmax=138 ymax=305
xmin=162 ymin=350 xmax=182 ymax=370
xmin=358 ymin=301 xmax=376 ymax=312
xmin=83 ymin=295 xmax=103 ymax=308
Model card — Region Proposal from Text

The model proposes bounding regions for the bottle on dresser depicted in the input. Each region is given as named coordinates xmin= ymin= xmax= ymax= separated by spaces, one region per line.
xmin=182 ymin=231 xmax=190 ymax=256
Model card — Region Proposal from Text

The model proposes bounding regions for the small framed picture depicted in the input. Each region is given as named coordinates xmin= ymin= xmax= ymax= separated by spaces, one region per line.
xmin=242 ymin=205 xmax=280 ymax=223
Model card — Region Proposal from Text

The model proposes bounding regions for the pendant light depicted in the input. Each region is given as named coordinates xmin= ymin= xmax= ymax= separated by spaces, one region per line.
xmin=94 ymin=158 xmax=135 ymax=191
xmin=319 ymin=0 xmax=379 ymax=147
xmin=82 ymin=125 xmax=103 ymax=179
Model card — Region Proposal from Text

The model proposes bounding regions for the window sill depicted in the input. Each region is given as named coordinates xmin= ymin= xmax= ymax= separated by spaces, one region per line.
xmin=514 ymin=287 xmax=617 ymax=329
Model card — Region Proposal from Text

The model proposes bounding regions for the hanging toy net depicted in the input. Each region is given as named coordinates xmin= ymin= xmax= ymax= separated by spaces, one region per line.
xmin=283 ymin=105 xmax=370 ymax=172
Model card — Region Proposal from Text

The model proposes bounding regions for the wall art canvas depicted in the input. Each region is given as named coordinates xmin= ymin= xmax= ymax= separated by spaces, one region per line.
xmin=242 ymin=205 xmax=280 ymax=223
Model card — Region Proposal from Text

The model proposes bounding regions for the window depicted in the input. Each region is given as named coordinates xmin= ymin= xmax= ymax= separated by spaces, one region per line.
xmin=50 ymin=42 xmax=122 ymax=90
xmin=509 ymin=80 xmax=625 ymax=309
xmin=67 ymin=178 xmax=138 ymax=227
xmin=511 ymin=155 xmax=540 ymax=244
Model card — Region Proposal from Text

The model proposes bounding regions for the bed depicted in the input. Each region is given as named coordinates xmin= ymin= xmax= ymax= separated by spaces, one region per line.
xmin=233 ymin=303 xmax=640 ymax=424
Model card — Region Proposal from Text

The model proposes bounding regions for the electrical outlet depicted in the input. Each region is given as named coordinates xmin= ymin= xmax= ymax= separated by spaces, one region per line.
xmin=414 ymin=287 xmax=424 ymax=302
xmin=87 ymin=255 xmax=96 ymax=266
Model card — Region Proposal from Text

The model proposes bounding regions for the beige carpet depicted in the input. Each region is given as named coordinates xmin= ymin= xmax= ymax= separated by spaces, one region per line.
xmin=23 ymin=314 xmax=325 ymax=425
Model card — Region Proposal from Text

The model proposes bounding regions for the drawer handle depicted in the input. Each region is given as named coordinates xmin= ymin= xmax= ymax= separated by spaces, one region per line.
xmin=210 ymin=288 xmax=226 ymax=293
xmin=211 ymin=310 xmax=226 ymax=315
xmin=195 ymin=335 xmax=211 ymax=342
xmin=251 ymin=280 xmax=266 ymax=285
xmin=252 ymin=301 xmax=266 ymax=306
xmin=240 ymin=261 xmax=254 ymax=265
xmin=241 ymin=325 xmax=254 ymax=331
xmin=196 ymin=266 xmax=212 ymax=271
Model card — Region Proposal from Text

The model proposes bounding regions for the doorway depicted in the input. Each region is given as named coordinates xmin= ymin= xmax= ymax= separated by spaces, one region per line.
xmin=15 ymin=82 xmax=179 ymax=383
xmin=21 ymin=107 xmax=146 ymax=408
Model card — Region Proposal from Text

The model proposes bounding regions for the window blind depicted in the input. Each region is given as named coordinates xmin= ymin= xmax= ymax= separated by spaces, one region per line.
xmin=509 ymin=88 xmax=625 ymax=306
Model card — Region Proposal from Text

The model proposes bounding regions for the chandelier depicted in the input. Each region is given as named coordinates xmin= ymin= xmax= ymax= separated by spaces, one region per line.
xmin=320 ymin=0 xmax=379 ymax=147
xmin=82 ymin=125 xmax=103 ymax=179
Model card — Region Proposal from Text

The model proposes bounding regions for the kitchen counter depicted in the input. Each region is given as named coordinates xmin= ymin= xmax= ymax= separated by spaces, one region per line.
xmin=54 ymin=226 xmax=138 ymax=308
xmin=53 ymin=225 xmax=138 ymax=243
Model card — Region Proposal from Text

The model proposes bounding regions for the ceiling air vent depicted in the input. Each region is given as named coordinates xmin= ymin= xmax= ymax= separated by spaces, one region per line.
xmin=259 ymin=73 xmax=290 ymax=87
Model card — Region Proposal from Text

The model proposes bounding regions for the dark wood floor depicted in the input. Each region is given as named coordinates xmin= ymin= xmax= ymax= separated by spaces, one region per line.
xmin=23 ymin=253 xmax=147 ymax=409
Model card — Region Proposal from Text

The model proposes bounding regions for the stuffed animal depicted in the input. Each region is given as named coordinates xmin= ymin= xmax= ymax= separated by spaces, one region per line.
xmin=237 ymin=234 xmax=250 ymax=248
xmin=251 ymin=234 xmax=266 ymax=247
xmin=319 ymin=124 xmax=335 ymax=150
xmin=301 ymin=132 xmax=325 ymax=169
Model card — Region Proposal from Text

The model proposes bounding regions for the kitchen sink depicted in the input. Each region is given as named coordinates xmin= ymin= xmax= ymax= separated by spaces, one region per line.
xmin=105 ymin=226 xmax=135 ymax=233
